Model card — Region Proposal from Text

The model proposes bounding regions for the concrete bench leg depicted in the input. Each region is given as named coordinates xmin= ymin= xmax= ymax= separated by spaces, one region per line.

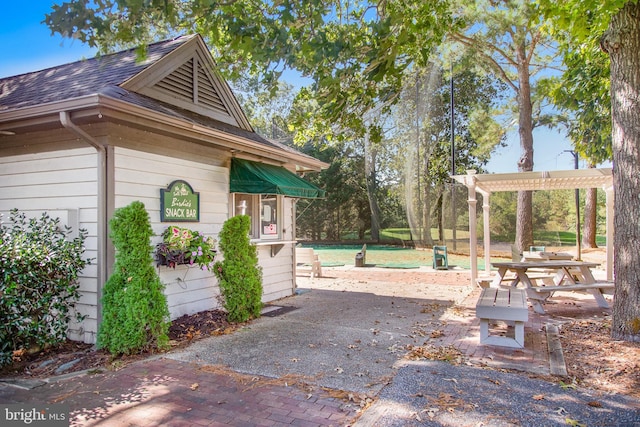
xmin=479 ymin=318 xmax=525 ymax=349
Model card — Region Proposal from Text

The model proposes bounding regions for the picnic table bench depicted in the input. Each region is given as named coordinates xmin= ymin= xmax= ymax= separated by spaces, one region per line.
xmin=491 ymin=260 xmax=612 ymax=314
xmin=476 ymin=287 xmax=528 ymax=348
xmin=531 ymin=281 xmax=615 ymax=303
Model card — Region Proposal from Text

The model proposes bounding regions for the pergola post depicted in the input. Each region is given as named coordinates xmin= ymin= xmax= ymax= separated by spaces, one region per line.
xmin=481 ymin=190 xmax=491 ymax=275
xmin=465 ymin=171 xmax=478 ymax=285
xmin=606 ymin=186 xmax=614 ymax=281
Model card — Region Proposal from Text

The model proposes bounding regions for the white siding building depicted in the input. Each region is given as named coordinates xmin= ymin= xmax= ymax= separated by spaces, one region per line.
xmin=0 ymin=34 xmax=326 ymax=343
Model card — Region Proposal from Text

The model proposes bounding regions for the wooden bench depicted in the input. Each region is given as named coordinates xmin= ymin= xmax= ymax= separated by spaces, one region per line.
xmin=476 ymin=288 xmax=528 ymax=348
xmin=531 ymin=281 xmax=614 ymax=308
xmin=476 ymin=277 xmax=493 ymax=289
xmin=295 ymin=247 xmax=322 ymax=278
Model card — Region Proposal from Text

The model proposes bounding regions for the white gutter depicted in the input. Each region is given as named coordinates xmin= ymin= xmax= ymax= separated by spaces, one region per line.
xmin=59 ymin=111 xmax=108 ymax=338
xmin=1 ymin=94 xmax=328 ymax=171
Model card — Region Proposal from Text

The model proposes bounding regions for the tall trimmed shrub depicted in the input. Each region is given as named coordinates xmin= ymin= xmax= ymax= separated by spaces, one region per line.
xmin=214 ymin=215 xmax=263 ymax=322
xmin=0 ymin=210 xmax=90 ymax=367
xmin=97 ymin=201 xmax=169 ymax=355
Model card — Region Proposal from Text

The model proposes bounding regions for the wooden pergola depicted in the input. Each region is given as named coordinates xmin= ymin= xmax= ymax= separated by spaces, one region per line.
xmin=452 ymin=168 xmax=614 ymax=285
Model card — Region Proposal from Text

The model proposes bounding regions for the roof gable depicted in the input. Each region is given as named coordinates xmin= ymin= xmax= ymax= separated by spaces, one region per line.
xmin=0 ymin=36 xmax=191 ymax=111
xmin=121 ymin=35 xmax=252 ymax=131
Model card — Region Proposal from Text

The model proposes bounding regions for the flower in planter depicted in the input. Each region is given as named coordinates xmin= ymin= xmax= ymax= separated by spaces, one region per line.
xmin=156 ymin=226 xmax=216 ymax=270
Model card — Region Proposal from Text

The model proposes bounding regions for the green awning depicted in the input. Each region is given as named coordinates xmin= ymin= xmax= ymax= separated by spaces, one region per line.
xmin=230 ymin=158 xmax=326 ymax=199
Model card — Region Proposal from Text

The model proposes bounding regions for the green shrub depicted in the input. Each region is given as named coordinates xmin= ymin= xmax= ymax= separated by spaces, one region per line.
xmin=97 ymin=201 xmax=170 ymax=355
xmin=0 ymin=209 xmax=91 ymax=367
xmin=214 ymin=215 xmax=263 ymax=322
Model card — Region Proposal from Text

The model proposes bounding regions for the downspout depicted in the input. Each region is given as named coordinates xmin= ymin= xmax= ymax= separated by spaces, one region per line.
xmin=60 ymin=111 xmax=108 ymax=343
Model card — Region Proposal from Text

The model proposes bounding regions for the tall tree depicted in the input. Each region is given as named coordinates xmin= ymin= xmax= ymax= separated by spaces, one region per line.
xmin=546 ymin=31 xmax=612 ymax=249
xmin=541 ymin=0 xmax=640 ymax=342
xmin=448 ymin=0 xmax=561 ymax=253
xmin=601 ymin=2 xmax=640 ymax=342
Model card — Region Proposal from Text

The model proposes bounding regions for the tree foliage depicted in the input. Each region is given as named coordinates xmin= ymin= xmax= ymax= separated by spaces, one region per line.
xmin=540 ymin=0 xmax=640 ymax=342
xmin=543 ymin=23 xmax=613 ymax=163
xmin=449 ymin=0 xmax=562 ymax=252
xmin=45 ymin=0 xmax=452 ymax=141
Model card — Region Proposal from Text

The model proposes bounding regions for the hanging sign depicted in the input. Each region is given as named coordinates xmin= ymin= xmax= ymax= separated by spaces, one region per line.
xmin=160 ymin=180 xmax=200 ymax=222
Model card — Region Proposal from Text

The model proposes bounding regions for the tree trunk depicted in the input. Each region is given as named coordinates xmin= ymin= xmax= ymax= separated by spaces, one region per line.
xmin=436 ymin=192 xmax=444 ymax=242
xmin=364 ymin=132 xmax=381 ymax=242
xmin=421 ymin=180 xmax=434 ymax=246
xmin=515 ymin=43 xmax=534 ymax=253
xmin=582 ymin=164 xmax=598 ymax=248
xmin=582 ymin=187 xmax=597 ymax=248
xmin=602 ymin=1 xmax=640 ymax=342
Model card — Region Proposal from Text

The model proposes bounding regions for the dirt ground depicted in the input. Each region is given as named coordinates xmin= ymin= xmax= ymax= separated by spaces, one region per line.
xmin=2 ymin=257 xmax=638 ymax=401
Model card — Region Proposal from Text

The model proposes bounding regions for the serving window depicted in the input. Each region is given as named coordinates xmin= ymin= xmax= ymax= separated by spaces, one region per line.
xmin=233 ymin=193 xmax=281 ymax=240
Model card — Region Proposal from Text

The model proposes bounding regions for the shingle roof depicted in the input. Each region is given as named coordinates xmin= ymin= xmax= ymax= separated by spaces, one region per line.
xmin=0 ymin=35 xmax=259 ymax=147
xmin=0 ymin=36 xmax=191 ymax=110
xmin=0 ymin=34 xmax=323 ymax=166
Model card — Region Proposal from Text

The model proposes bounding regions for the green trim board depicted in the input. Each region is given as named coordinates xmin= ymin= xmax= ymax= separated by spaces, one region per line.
xmin=230 ymin=158 xmax=326 ymax=199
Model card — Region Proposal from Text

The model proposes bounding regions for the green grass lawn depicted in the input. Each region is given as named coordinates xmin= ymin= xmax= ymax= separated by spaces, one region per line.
xmin=340 ymin=227 xmax=606 ymax=248
xmin=303 ymin=227 xmax=606 ymax=270
xmin=300 ymin=243 xmax=510 ymax=270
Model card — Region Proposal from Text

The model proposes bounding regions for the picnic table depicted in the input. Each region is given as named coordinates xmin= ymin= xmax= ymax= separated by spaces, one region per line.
xmin=490 ymin=260 xmax=614 ymax=314
xmin=520 ymin=251 xmax=574 ymax=261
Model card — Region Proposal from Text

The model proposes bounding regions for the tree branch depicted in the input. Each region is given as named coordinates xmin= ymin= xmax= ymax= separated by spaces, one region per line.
xmin=449 ymin=32 xmax=519 ymax=93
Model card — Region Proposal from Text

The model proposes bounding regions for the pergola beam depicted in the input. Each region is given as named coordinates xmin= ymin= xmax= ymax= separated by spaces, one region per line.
xmin=453 ymin=168 xmax=614 ymax=285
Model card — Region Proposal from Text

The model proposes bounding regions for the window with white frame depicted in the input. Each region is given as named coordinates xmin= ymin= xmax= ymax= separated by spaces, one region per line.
xmin=233 ymin=193 xmax=281 ymax=240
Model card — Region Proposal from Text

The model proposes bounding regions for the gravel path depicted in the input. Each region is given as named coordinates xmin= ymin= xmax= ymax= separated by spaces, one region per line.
xmin=356 ymin=360 xmax=640 ymax=426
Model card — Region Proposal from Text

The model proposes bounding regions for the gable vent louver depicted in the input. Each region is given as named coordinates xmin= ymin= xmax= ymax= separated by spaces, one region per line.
xmin=196 ymin=62 xmax=228 ymax=113
xmin=154 ymin=57 xmax=229 ymax=116
xmin=155 ymin=58 xmax=195 ymax=102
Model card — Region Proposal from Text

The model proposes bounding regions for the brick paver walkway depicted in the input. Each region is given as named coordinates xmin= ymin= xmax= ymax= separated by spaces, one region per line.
xmin=432 ymin=286 xmax=612 ymax=375
xmin=0 ymin=358 xmax=359 ymax=427
xmin=0 ymin=283 xmax=613 ymax=426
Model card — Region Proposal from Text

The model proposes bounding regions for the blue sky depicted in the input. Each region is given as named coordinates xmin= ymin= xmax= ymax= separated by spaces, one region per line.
xmin=0 ymin=1 xmax=97 ymax=78
xmin=0 ymin=1 xmax=600 ymax=173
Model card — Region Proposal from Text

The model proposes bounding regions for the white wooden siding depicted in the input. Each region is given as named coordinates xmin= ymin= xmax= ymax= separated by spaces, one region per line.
xmin=0 ymin=144 xmax=302 ymax=345
xmin=0 ymin=147 xmax=99 ymax=343
xmin=114 ymin=147 xmax=298 ymax=313
xmin=113 ymin=147 xmax=228 ymax=319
